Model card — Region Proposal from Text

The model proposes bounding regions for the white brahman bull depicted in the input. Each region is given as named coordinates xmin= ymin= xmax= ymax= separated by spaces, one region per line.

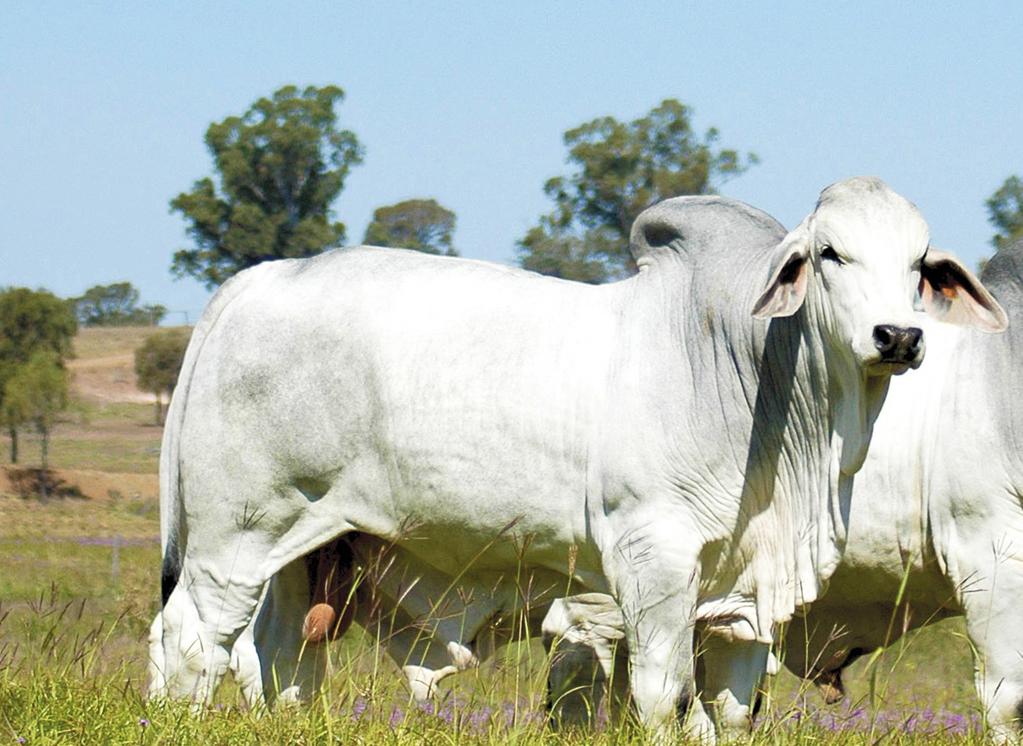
xmin=535 ymin=253 xmax=1019 ymax=737
xmin=777 ymin=239 xmax=1023 ymax=742
xmin=150 ymin=177 xmax=1002 ymax=740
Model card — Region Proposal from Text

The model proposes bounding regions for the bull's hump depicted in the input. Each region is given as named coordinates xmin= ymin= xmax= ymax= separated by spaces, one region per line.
xmin=629 ymin=196 xmax=787 ymax=265
xmin=981 ymin=238 xmax=1023 ymax=307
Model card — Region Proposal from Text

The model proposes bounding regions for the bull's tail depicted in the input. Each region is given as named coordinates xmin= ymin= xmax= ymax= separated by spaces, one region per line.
xmin=159 ymin=264 xmax=276 ymax=607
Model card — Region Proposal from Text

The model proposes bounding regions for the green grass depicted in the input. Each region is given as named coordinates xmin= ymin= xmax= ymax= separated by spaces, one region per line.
xmin=1 ymin=401 xmax=162 ymax=476
xmin=0 ymin=493 xmax=992 ymax=744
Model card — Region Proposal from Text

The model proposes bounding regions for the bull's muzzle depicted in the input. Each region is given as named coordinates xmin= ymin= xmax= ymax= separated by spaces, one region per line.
xmin=872 ymin=324 xmax=923 ymax=365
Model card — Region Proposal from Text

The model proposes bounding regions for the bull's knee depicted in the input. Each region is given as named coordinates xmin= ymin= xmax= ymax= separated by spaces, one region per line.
xmin=446 ymin=640 xmax=478 ymax=670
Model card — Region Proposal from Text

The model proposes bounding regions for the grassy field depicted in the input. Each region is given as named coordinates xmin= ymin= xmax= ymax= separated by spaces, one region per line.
xmin=0 ymin=327 xmax=994 ymax=743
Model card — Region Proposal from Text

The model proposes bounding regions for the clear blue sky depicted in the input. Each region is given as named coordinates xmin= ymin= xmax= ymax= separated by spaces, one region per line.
xmin=2 ymin=2 xmax=1021 ymax=321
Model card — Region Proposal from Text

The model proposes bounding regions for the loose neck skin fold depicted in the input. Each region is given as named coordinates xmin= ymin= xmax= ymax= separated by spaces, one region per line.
xmin=599 ymin=245 xmax=889 ymax=641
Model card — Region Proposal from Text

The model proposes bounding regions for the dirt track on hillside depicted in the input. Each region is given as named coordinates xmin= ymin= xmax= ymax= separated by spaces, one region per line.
xmin=0 ymin=467 xmax=158 ymax=501
xmin=69 ymin=326 xmax=192 ymax=405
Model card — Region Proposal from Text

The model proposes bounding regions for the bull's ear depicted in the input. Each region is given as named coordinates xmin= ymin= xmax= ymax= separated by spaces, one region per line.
xmin=753 ymin=218 xmax=811 ymax=319
xmin=920 ymin=248 xmax=1008 ymax=332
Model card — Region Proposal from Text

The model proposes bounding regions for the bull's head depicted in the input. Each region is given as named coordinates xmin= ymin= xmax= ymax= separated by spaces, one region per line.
xmin=753 ymin=176 xmax=1007 ymax=375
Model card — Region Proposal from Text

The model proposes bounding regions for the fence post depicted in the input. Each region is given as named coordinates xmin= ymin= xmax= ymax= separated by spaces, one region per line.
xmin=111 ymin=535 xmax=121 ymax=587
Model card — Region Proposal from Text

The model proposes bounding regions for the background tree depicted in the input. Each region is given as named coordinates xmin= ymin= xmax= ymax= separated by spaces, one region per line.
xmin=73 ymin=282 xmax=166 ymax=326
xmin=2 ymin=351 xmax=70 ymax=486
xmin=0 ymin=288 xmax=77 ymax=462
xmin=363 ymin=199 xmax=459 ymax=256
xmin=518 ymin=99 xmax=758 ymax=282
xmin=987 ymin=175 xmax=1023 ymax=252
xmin=171 ymin=84 xmax=365 ymax=288
xmin=134 ymin=330 xmax=190 ymax=425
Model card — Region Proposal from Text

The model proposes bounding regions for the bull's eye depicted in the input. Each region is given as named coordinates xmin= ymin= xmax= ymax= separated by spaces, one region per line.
xmin=820 ymin=245 xmax=844 ymax=265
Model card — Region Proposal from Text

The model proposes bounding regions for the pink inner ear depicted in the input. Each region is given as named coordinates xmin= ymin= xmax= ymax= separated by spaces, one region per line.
xmin=753 ymin=255 xmax=808 ymax=319
xmin=792 ymin=258 xmax=808 ymax=299
xmin=919 ymin=265 xmax=1008 ymax=332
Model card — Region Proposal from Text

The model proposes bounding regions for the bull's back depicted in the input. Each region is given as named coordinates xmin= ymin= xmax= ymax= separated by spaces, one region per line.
xmin=180 ymin=248 xmax=623 ymax=556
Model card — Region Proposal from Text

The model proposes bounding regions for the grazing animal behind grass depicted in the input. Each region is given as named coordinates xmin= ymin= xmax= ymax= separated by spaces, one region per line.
xmin=150 ymin=177 xmax=1004 ymax=742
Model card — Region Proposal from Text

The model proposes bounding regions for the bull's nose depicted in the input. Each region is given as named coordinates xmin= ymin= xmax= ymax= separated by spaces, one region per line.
xmin=873 ymin=324 xmax=924 ymax=362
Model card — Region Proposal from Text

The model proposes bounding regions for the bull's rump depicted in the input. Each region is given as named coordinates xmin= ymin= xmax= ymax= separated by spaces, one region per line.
xmin=176 ymin=247 xmax=638 ymax=578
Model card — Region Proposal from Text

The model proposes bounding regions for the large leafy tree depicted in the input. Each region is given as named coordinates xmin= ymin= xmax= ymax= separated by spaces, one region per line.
xmin=73 ymin=282 xmax=166 ymax=326
xmin=171 ymin=85 xmax=365 ymax=288
xmin=134 ymin=329 xmax=190 ymax=425
xmin=518 ymin=99 xmax=758 ymax=283
xmin=363 ymin=199 xmax=459 ymax=256
xmin=0 ymin=288 xmax=77 ymax=463
xmin=987 ymin=175 xmax=1023 ymax=252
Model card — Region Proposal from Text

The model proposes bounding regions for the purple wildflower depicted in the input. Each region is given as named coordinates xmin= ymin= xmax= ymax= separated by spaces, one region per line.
xmin=16 ymin=738 xmax=26 ymax=745
xmin=468 ymin=705 xmax=492 ymax=731
xmin=351 ymin=697 xmax=367 ymax=720
xmin=138 ymin=718 xmax=149 ymax=728
xmin=389 ymin=706 xmax=404 ymax=728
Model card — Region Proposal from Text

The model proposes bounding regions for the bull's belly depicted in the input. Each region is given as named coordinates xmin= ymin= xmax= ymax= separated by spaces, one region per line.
xmin=370 ymin=494 xmax=605 ymax=590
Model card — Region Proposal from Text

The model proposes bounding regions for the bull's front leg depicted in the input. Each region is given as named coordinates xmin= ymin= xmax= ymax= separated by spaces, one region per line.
xmin=542 ymin=594 xmax=628 ymax=727
xmin=604 ymin=525 xmax=702 ymax=741
xmin=953 ymin=537 xmax=1023 ymax=744
xmin=691 ymin=633 xmax=770 ymax=739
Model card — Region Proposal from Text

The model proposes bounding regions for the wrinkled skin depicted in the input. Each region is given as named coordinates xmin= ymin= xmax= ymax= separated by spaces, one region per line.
xmin=150 ymin=179 xmax=1001 ymax=742
xmin=781 ymin=243 xmax=1023 ymax=743
xmin=531 ymin=262 xmax=1013 ymax=738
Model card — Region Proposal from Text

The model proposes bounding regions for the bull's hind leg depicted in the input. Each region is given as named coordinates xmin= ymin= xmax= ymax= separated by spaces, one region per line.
xmin=345 ymin=537 xmax=497 ymax=701
xmin=160 ymin=555 xmax=266 ymax=703
xmin=542 ymin=594 xmax=628 ymax=727
xmin=147 ymin=613 xmax=167 ymax=698
xmin=249 ymin=557 xmax=332 ymax=706
xmin=160 ymin=513 xmax=360 ymax=703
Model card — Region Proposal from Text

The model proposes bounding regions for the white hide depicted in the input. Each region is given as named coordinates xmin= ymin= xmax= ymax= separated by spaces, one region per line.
xmin=539 ymin=272 xmax=1014 ymax=738
xmin=153 ymin=178 xmax=974 ymax=739
xmin=781 ymin=300 xmax=1023 ymax=742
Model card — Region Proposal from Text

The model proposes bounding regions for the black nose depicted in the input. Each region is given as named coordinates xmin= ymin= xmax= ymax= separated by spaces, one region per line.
xmin=873 ymin=325 xmax=923 ymax=363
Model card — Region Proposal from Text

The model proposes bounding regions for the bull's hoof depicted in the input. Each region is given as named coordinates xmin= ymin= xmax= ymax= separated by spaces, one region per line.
xmin=816 ymin=669 xmax=845 ymax=705
xmin=303 ymin=602 xmax=337 ymax=644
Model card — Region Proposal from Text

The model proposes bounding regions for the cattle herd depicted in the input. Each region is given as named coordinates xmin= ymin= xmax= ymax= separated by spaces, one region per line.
xmin=146 ymin=177 xmax=1021 ymax=742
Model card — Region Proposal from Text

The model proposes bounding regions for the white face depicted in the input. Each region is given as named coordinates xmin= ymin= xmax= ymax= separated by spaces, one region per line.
xmin=754 ymin=177 xmax=1006 ymax=377
xmin=809 ymin=182 xmax=930 ymax=375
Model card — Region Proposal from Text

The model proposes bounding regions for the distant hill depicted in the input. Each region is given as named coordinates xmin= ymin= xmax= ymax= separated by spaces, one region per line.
xmin=69 ymin=326 xmax=192 ymax=404
xmin=0 ymin=326 xmax=192 ymax=499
